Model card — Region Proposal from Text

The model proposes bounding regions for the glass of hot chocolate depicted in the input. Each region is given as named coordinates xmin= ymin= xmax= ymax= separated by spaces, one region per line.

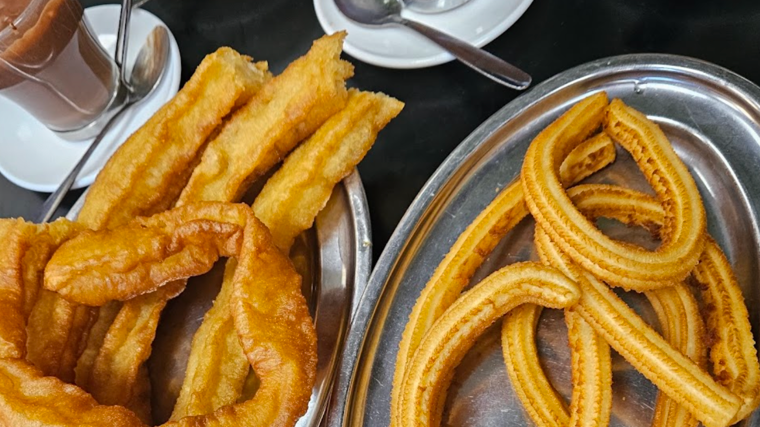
xmin=0 ymin=0 xmax=126 ymax=140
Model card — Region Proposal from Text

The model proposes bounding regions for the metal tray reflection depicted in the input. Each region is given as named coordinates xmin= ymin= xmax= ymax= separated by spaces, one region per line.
xmin=68 ymin=170 xmax=372 ymax=427
xmin=327 ymin=55 xmax=760 ymax=427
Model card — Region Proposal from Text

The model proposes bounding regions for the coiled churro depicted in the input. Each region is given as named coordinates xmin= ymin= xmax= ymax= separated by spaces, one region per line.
xmin=522 ymin=93 xmax=706 ymax=291
xmin=534 ymin=200 xmax=741 ymax=427
xmin=397 ymin=262 xmax=581 ymax=427
xmin=390 ymin=133 xmax=616 ymax=426
xmin=565 ymin=184 xmax=707 ymax=427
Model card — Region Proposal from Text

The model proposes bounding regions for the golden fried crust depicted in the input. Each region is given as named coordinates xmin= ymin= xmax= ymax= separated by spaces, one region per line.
xmin=91 ymin=33 xmax=353 ymax=416
xmin=501 ymin=304 xmax=570 ymax=427
xmin=564 ymin=308 xmax=612 ymax=427
xmin=170 ymin=260 xmax=249 ymax=420
xmin=522 ymin=93 xmax=706 ymax=291
xmin=0 ymin=220 xmax=148 ymax=427
xmin=0 ymin=220 xmax=35 ymax=360
xmin=45 ymin=47 xmax=271 ymax=405
xmin=177 ymin=32 xmax=354 ymax=205
xmin=45 ymin=217 xmax=244 ymax=306
xmin=694 ymin=238 xmax=760 ymax=422
xmin=647 ymin=284 xmax=704 ymax=427
xmin=534 ymin=219 xmax=741 ymax=427
xmin=33 ymin=203 xmax=317 ymax=427
xmin=396 ymin=262 xmax=580 ymax=427
xmin=390 ymin=134 xmax=616 ymax=426
xmin=78 ymin=48 xmax=272 ymax=230
xmin=0 ymin=359 xmax=147 ymax=427
xmin=565 ymin=184 xmax=706 ymax=427
xmin=254 ymin=88 xmax=404 ymax=252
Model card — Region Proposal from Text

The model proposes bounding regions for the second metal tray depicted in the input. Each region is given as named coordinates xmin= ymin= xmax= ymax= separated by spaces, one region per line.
xmin=327 ymin=54 xmax=760 ymax=426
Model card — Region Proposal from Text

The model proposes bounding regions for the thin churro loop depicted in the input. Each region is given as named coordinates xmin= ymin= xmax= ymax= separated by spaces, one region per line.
xmin=397 ymin=262 xmax=580 ymax=427
xmin=522 ymin=93 xmax=706 ymax=291
xmin=390 ymin=133 xmax=616 ymax=425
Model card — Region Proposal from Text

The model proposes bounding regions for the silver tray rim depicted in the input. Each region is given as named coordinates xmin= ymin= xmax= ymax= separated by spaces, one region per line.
xmin=67 ymin=169 xmax=373 ymax=427
xmin=325 ymin=53 xmax=760 ymax=426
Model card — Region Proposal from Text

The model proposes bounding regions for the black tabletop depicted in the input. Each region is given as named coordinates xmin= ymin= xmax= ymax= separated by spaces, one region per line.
xmin=3 ymin=0 xmax=760 ymax=261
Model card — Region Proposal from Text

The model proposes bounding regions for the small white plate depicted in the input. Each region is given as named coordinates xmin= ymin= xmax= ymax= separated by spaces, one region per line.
xmin=314 ymin=0 xmax=533 ymax=69
xmin=0 ymin=5 xmax=181 ymax=192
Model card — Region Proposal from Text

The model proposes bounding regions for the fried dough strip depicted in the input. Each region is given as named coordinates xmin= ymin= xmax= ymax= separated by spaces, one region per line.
xmin=534 ymin=221 xmax=741 ymax=427
xmin=396 ymin=262 xmax=581 ymax=427
xmin=253 ymin=88 xmax=404 ymax=251
xmin=83 ymin=33 xmax=352 ymax=415
xmin=177 ymin=32 xmax=354 ymax=204
xmin=563 ymin=309 xmax=612 ymax=427
xmin=390 ymin=133 xmax=616 ymax=425
xmin=522 ymin=93 xmax=706 ymax=291
xmin=172 ymin=87 xmax=402 ymax=419
xmin=169 ymin=259 xmax=250 ymax=420
xmin=501 ymin=305 xmax=570 ymax=427
xmin=0 ymin=219 xmax=147 ymax=427
xmin=647 ymin=285 xmax=705 ymax=427
xmin=42 ymin=203 xmax=317 ymax=427
xmin=563 ymin=184 xmax=706 ymax=427
xmin=30 ymin=48 xmax=270 ymax=403
xmin=78 ymin=48 xmax=271 ymax=228
xmin=693 ymin=237 xmax=760 ymax=422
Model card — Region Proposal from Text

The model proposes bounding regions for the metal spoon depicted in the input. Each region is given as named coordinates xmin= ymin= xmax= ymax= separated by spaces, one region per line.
xmin=35 ymin=26 xmax=170 ymax=223
xmin=335 ymin=0 xmax=531 ymax=89
xmin=406 ymin=0 xmax=471 ymax=13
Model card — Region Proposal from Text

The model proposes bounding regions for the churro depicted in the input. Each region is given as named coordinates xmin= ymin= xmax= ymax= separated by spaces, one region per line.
xmin=522 ymin=94 xmax=706 ymax=291
xmin=390 ymin=134 xmax=616 ymax=425
xmin=397 ymin=262 xmax=581 ymax=427
xmin=501 ymin=304 xmax=570 ymax=427
xmin=565 ymin=183 xmax=707 ymax=427
xmin=534 ymin=200 xmax=741 ymax=427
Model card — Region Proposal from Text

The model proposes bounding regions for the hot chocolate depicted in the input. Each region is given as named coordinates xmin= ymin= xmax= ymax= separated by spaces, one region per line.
xmin=0 ymin=0 xmax=118 ymax=132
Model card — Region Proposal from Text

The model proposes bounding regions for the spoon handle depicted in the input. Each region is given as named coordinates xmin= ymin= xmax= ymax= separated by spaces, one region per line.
xmin=115 ymin=0 xmax=134 ymax=87
xmin=397 ymin=18 xmax=531 ymax=90
xmin=35 ymin=105 xmax=130 ymax=223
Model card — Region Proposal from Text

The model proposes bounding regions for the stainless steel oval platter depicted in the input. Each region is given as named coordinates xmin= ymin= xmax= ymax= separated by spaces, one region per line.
xmin=326 ymin=54 xmax=760 ymax=427
xmin=68 ymin=170 xmax=372 ymax=426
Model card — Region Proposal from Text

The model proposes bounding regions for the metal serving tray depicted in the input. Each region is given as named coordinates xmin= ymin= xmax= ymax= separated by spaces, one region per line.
xmin=68 ymin=170 xmax=372 ymax=427
xmin=326 ymin=54 xmax=760 ymax=427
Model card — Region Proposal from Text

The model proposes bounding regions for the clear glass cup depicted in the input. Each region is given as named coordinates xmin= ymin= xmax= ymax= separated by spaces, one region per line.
xmin=0 ymin=0 xmax=126 ymax=140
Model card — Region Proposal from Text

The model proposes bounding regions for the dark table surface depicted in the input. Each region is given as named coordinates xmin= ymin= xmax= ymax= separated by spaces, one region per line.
xmin=3 ymin=0 xmax=760 ymax=261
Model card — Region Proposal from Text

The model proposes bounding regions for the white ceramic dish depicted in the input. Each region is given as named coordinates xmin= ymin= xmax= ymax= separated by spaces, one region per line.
xmin=0 ymin=5 xmax=181 ymax=192
xmin=314 ymin=0 xmax=532 ymax=69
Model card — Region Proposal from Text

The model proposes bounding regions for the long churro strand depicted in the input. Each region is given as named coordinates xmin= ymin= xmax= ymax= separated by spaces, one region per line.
xmin=522 ymin=93 xmax=706 ymax=291
xmin=390 ymin=134 xmax=616 ymax=425
xmin=501 ymin=305 xmax=570 ymax=427
xmin=565 ymin=184 xmax=706 ymax=427
xmin=397 ymin=262 xmax=581 ymax=427
xmin=534 ymin=220 xmax=741 ymax=427
xmin=694 ymin=238 xmax=760 ymax=422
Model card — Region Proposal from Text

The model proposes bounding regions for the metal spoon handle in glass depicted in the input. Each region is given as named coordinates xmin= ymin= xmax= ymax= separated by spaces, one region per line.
xmin=115 ymin=0 xmax=134 ymax=89
xmin=398 ymin=17 xmax=531 ymax=89
xmin=35 ymin=26 xmax=170 ymax=223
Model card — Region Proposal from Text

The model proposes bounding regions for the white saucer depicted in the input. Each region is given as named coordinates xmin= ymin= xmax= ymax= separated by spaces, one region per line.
xmin=314 ymin=0 xmax=533 ymax=69
xmin=0 ymin=5 xmax=181 ymax=192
